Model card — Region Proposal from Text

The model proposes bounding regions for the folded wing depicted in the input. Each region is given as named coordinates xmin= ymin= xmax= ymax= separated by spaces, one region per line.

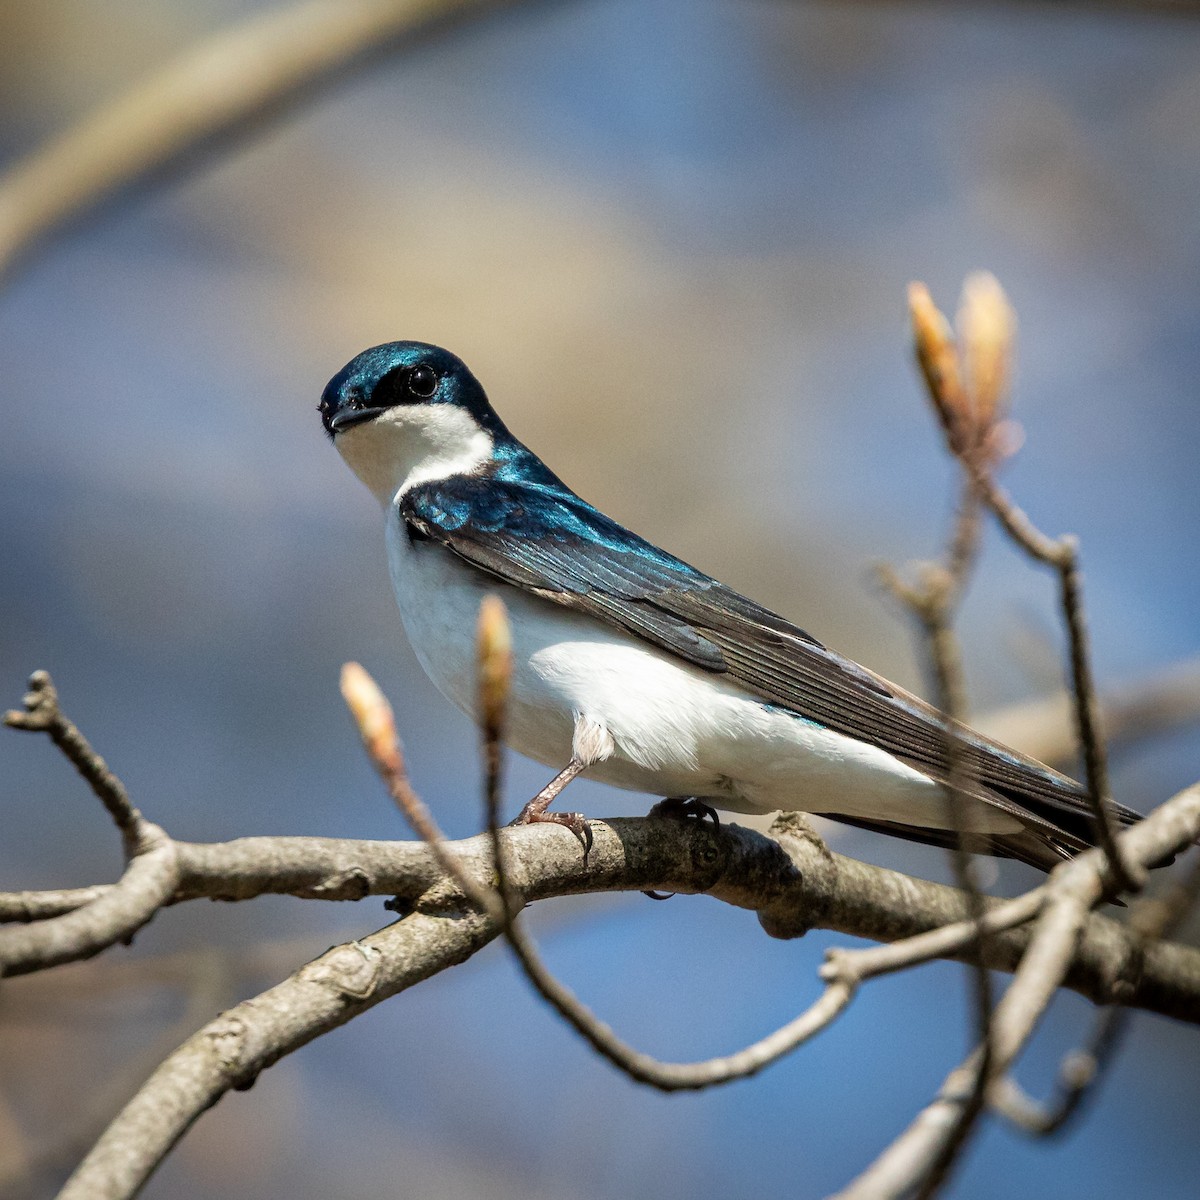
xmin=401 ymin=474 xmax=1137 ymax=869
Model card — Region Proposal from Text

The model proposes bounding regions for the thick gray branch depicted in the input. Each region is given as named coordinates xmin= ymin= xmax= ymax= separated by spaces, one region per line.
xmin=47 ymin=806 xmax=1200 ymax=1200
xmin=58 ymin=907 xmax=496 ymax=1200
xmin=9 ymin=816 xmax=1197 ymax=1021
xmin=0 ymin=0 xmax=515 ymax=280
xmin=0 ymin=824 xmax=179 ymax=977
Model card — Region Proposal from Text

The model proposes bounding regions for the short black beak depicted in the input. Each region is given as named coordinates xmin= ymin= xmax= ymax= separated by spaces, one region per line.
xmin=329 ymin=406 xmax=386 ymax=434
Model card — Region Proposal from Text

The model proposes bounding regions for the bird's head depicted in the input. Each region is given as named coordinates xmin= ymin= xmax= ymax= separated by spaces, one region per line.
xmin=320 ymin=341 xmax=503 ymax=504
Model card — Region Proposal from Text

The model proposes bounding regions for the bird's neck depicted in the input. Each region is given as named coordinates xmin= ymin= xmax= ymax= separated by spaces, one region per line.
xmin=336 ymin=405 xmax=494 ymax=506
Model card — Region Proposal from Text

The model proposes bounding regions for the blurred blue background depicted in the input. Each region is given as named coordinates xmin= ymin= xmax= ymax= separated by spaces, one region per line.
xmin=2 ymin=1 xmax=1200 ymax=1196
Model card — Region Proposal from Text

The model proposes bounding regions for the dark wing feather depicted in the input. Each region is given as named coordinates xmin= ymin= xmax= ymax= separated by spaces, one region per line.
xmin=400 ymin=475 xmax=1139 ymax=858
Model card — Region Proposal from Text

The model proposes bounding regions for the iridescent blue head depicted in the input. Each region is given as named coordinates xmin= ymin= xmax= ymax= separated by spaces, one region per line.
xmin=319 ymin=341 xmax=504 ymax=440
xmin=321 ymin=341 xmax=534 ymax=505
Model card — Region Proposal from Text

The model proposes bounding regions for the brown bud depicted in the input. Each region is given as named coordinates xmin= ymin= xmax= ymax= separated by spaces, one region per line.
xmin=908 ymin=281 xmax=968 ymax=442
xmin=477 ymin=594 xmax=512 ymax=739
xmin=957 ymin=271 xmax=1015 ymax=434
xmin=339 ymin=661 xmax=402 ymax=777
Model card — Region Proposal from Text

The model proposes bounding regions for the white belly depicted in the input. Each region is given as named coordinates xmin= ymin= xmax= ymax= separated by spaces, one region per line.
xmin=384 ymin=510 xmax=1021 ymax=835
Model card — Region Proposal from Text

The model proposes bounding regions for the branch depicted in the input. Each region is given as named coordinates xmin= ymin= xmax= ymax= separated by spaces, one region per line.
xmin=6 ymin=815 xmax=1199 ymax=1020
xmin=0 ymin=0 xmax=517 ymax=281
xmin=993 ymin=850 xmax=1200 ymax=1135
xmin=834 ymin=277 xmax=1191 ymax=1197
xmin=5 ymin=657 xmax=1200 ymax=1199
xmin=909 ymin=280 xmax=1138 ymax=894
xmin=1 ymin=673 xmax=180 ymax=976
xmin=833 ymin=784 xmax=1200 ymax=1199
xmin=28 ymin=788 xmax=1200 ymax=1200
xmin=56 ymin=907 xmax=497 ymax=1200
xmin=0 ymin=829 xmax=178 ymax=978
xmin=884 ymin=273 xmax=1023 ymax=1194
xmin=4 ymin=672 xmax=144 ymax=854
xmin=990 ymin=784 xmax=1200 ymax=1068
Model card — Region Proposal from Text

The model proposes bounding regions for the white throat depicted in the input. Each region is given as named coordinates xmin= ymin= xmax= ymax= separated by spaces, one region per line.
xmin=335 ymin=405 xmax=494 ymax=505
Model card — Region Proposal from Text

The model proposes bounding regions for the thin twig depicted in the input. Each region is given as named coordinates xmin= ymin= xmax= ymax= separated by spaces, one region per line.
xmin=993 ymin=848 xmax=1200 ymax=1136
xmin=910 ymin=279 xmax=1139 ymax=895
xmin=913 ymin=582 xmax=996 ymax=1200
xmin=831 ymin=784 xmax=1200 ymax=1200
xmin=0 ymin=887 xmax=112 ymax=925
xmin=1057 ymin=550 xmax=1142 ymax=893
xmin=989 ymin=1009 xmax=1127 ymax=1136
xmin=0 ymin=674 xmax=180 ymax=976
xmin=881 ymin=276 xmax=1024 ymax=1196
xmin=988 ymin=784 xmax=1200 ymax=1088
xmin=4 ymin=672 xmax=145 ymax=855
xmin=960 ymin=793 xmax=1196 ymax=1168
xmin=339 ymin=661 xmax=502 ymax=920
xmin=822 ymin=887 xmax=1045 ymax=989
xmin=478 ymin=597 xmax=517 ymax=915
xmin=0 ymin=830 xmax=178 ymax=978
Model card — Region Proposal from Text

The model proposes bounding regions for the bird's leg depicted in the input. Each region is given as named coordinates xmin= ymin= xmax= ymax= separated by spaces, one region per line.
xmin=512 ymin=757 xmax=592 ymax=858
xmin=517 ymin=756 xmax=586 ymax=819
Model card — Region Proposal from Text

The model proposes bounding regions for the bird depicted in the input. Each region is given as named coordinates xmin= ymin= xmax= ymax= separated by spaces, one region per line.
xmin=319 ymin=340 xmax=1139 ymax=872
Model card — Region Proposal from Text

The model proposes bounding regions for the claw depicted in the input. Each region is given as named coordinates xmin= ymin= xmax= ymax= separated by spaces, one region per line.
xmin=511 ymin=757 xmax=591 ymax=861
xmin=642 ymin=797 xmax=718 ymax=900
xmin=513 ymin=808 xmax=593 ymax=863
xmin=648 ymin=796 xmax=720 ymax=826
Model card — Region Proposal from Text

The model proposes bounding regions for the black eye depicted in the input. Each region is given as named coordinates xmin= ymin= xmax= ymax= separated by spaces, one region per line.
xmin=407 ymin=365 xmax=438 ymax=398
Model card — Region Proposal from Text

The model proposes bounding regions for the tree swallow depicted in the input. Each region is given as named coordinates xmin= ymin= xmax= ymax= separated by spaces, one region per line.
xmin=320 ymin=341 xmax=1137 ymax=871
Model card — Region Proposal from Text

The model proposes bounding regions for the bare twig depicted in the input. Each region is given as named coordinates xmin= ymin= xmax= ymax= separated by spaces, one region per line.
xmin=0 ymin=828 xmax=178 ymax=979
xmin=989 ymin=791 xmax=1200 ymax=1074
xmin=0 ymin=0 xmax=516 ymax=282
xmin=838 ymin=784 xmax=1200 ymax=1199
xmin=910 ymin=279 xmax=1138 ymax=895
xmin=4 ymin=672 xmax=144 ymax=856
xmin=822 ymin=886 xmax=1045 ymax=988
xmin=989 ymin=1008 xmax=1127 ymax=1136
xmin=56 ymin=908 xmax=498 ymax=1200
xmin=993 ymin=848 xmax=1200 ymax=1136
xmin=874 ymin=275 xmax=1025 ymax=1196
xmin=0 ymin=887 xmax=112 ymax=925
xmin=1058 ymin=552 xmax=1141 ymax=893
xmin=477 ymin=596 xmax=516 ymax=912
xmin=340 ymin=661 xmax=502 ymax=920
xmin=1 ymin=673 xmax=180 ymax=976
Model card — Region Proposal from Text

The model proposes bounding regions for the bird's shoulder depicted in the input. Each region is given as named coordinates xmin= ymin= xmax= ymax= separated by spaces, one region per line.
xmin=398 ymin=464 xmax=718 ymax=600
